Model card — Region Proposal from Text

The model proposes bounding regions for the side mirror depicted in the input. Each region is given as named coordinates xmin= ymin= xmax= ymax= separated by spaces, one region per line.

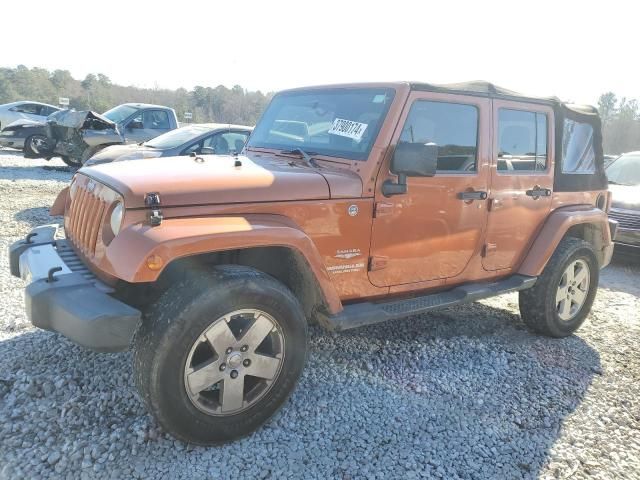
xmin=128 ymin=120 xmax=143 ymax=130
xmin=382 ymin=142 xmax=438 ymax=196
xmin=201 ymin=146 xmax=215 ymax=154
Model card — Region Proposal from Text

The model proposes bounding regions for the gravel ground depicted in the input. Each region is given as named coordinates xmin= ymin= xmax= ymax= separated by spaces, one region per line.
xmin=0 ymin=150 xmax=639 ymax=479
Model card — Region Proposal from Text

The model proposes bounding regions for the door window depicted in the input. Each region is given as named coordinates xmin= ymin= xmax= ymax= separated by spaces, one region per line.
xmin=203 ymin=132 xmax=250 ymax=154
xmin=399 ymin=101 xmax=479 ymax=172
xmin=143 ymin=110 xmax=170 ymax=129
xmin=10 ymin=103 xmax=42 ymax=115
xmin=497 ymin=109 xmax=547 ymax=172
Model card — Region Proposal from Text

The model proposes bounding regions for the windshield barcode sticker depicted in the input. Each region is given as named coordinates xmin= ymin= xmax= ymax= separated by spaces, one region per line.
xmin=328 ymin=118 xmax=368 ymax=141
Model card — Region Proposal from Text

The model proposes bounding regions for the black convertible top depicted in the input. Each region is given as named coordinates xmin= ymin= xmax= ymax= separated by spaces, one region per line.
xmin=410 ymin=80 xmax=597 ymax=117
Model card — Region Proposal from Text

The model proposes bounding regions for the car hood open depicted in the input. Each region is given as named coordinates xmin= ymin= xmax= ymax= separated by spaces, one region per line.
xmin=81 ymin=153 xmax=333 ymax=208
xmin=47 ymin=110 xmax=116 ymax=130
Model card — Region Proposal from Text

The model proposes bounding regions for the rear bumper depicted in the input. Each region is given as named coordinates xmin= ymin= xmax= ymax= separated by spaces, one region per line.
xmin=9 ymin=225 xmax=141 ymax=352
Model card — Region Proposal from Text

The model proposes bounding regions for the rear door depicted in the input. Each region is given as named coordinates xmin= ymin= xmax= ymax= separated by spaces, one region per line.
xmin=368 ymin=91 xmax=491 ymax=287
xmin=482 ymin=100 xmax=554 ymax=271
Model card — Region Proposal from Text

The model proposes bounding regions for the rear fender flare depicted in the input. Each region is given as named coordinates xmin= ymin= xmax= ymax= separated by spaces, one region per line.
xmin=518 ymin=206 xmax=613 ymax=276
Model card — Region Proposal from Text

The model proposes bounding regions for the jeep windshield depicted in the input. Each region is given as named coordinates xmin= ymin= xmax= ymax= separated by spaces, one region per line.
xmin=247 ymin=87 xmax=395 ymax=161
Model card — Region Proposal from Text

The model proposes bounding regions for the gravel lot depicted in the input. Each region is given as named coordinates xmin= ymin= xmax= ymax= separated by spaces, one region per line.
xmin=0 ymin=151 xmax=639 ymax=479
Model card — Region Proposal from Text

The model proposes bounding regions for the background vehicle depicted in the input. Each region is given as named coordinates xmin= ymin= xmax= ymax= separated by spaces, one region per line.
xmin=85 ymin=123 xmax=252 ymax=166
xmin=606 ymin=151 xmax=640 ymax=254
xmin=0 ymin=101 xmax=60 ymax=130
xmin=0 ymin=103 xmax=178 ymax=167
xmin=604 ymin=154 xmax=618 ymax=167
xmin=10 ymin=81 xmax=614 ymax=445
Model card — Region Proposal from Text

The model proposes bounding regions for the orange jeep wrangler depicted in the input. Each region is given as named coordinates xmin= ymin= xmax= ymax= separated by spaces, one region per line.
xmin=10 ymin=82 xmax=616 ymax=444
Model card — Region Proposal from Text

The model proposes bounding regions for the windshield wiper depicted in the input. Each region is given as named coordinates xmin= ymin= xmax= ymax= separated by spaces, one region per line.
xmin=608 ymin=180 xmax=632 ymax=186
xmin=280 ymin=148 xmax=320 ymax=168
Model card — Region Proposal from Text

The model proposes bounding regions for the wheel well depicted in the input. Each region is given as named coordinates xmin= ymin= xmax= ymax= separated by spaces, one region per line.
xmin=564 ymin=222 xmax=605 ymax=265
xmin=156 ymin=247 xmax=328 ymax=321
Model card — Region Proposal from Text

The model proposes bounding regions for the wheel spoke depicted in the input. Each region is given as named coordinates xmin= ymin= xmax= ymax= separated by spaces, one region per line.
xmin=564 ymin=265 xmax=575 ymax=283
xmin=247 ymin=354 xmax=281 ymax=380
xmin=558 ymin=299 xmax=571 ymax=319
xmin=556 ymin=286 xmax=568 ymax=304
xmin=220 ymin=376 xmax=245 ymax=412
xmin=574 ymin=266 xmax=588 ymax=286
xmin=240 ymin=314 xmax=274 ymax=350
xmin=204 ymin=319 xmax=237 ymax=356
xmin=572 ymin=288 xmax=586 ymax=306
xmin=186 ymin=360 xmax=225 ymax=396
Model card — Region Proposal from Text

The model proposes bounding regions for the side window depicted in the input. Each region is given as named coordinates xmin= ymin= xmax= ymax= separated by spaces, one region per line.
xmin=562 ymin=119 xmax=595 ymax=174
xmin=497 ymin=109 xmax=547 ymax=172
xmin=222 ymin=132 xmax=250 ymax=153
xmin=143 ymin=110 xmax=170 ymax=129
xmin=11 ymin=103 xmax=42 ymax=115
xmin=203 ymin=132 xmax=250 ymax=154
xmin=400 ymin=101 xmax=478 ymax=172
xmin=182 ymin=141 xmax=202 ymax=155
xmin=128 ymin=113 xmax=143 ymax=128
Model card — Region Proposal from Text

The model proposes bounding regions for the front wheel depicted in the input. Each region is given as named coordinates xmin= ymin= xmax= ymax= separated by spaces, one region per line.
xmin=60 ymin=155 xmax=82 ymax=168
xmin=133 ymin=265 xmax=308 ymax=444
xmin=519 ymin=237 xmax=599 ymax=337
xmin=24 ymin=134 xmax=52 ymax=158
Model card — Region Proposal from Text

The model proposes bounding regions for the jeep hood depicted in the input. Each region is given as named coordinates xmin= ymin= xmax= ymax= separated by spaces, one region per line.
xmin=81 ymin=153 xmax=336 ymax=208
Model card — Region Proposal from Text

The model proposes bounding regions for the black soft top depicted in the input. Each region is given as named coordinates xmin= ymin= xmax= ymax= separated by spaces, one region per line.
xmin=410 ymin=80 xmax=597 ymax=117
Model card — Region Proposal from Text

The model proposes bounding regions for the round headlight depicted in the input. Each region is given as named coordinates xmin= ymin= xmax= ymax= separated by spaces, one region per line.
xmin=110 ymin=202 xmax=123 ymax=236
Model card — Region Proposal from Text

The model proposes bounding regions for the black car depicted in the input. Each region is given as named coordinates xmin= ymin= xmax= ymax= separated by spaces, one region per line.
xmin=607 ymin=152 xmax=640 ymax=255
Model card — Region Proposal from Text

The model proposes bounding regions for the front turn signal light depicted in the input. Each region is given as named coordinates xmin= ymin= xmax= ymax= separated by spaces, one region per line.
xmin=146 ymin=254 xmax=164 ymax=271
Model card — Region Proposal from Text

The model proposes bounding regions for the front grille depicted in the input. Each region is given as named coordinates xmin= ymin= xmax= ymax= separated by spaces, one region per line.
xmin=64 ymin=176 xmax=114 ymax=257
xmin=609 ymin=208 xmax=640 ymax=230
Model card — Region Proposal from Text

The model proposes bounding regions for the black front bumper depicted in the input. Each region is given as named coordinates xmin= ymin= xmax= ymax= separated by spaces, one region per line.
xmin=9 ymin=225 xmax=141 ymax=352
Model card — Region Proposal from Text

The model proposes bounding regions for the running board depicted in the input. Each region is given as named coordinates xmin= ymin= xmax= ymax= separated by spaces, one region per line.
xmin=317 ymin=274 xmax=537 ymax=331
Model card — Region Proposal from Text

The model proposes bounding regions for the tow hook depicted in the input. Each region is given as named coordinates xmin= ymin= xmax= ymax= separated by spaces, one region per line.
xmin=145 ymin=192 xmax=163 ymax=227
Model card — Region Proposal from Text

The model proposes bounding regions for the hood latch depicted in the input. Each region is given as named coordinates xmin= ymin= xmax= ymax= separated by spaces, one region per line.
xmin=145 ymin=192 xmax=163 ymax=227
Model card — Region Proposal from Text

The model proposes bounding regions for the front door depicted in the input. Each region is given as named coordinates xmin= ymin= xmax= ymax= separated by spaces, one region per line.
xmin=369 ymin=92 xmax=491 ymax=287
xmin=482 ymin=100 xmax=554 ymax=271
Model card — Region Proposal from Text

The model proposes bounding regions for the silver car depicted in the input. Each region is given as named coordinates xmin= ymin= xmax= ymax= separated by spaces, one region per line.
xmin=0 ymin=101 xmax=61 ymax=132
xmin=84 ymin=123 xmax=253 ymax=166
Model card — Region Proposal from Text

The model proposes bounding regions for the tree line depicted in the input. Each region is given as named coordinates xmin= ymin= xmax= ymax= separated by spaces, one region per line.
xmin=1 ymin=66 xmax=639 ymax=155
xmin=0 ymin=66 xmax=272 ymax=126
xmin=598 ymin=92 xmax=640 ymax=154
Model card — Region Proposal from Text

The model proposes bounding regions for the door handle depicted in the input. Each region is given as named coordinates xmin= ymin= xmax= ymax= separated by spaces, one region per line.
xmin=526 ymin=186 xmax=552 ymax=199
xmin=457 ymin=190 xmax=488 ymax=201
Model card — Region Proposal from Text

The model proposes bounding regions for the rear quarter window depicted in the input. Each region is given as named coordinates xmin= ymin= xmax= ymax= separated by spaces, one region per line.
xmin=562 ymin=119 xmax=596 ymax=174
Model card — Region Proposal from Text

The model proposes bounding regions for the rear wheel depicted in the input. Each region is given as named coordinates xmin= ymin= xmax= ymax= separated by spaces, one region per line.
xmin=519 ymin=237 xmax=599 ymax=337
xmin=133 ymin=265 xmax=308 ymax=444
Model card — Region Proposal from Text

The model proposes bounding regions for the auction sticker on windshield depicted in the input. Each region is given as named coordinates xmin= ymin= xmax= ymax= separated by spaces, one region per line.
xmin=328 ymin=118 xmax=368 ymax=141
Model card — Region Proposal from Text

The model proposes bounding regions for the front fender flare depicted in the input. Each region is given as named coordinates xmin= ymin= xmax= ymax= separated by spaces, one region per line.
xmin=106 ymin=214 xmax=343 ymax=314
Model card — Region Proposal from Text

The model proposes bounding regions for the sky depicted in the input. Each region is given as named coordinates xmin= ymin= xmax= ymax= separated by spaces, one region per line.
xmin=3 ymin=0 xmax=638 ymax=105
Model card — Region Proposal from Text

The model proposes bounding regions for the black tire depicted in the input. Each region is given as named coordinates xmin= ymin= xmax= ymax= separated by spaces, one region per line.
xmin=519 ymin=237 xmax=599 ymax=337
xmin=60 ymin=155 xmax=82 ymax=168
xmin=133 ymin=265 xmax=308 ymax=445
xmin=24 ymin=134 xmax=52 ymax=158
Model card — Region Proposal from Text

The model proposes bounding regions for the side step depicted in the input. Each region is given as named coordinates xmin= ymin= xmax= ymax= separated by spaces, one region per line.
xmin=317 ymin=274 xmax=537 ymax=331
